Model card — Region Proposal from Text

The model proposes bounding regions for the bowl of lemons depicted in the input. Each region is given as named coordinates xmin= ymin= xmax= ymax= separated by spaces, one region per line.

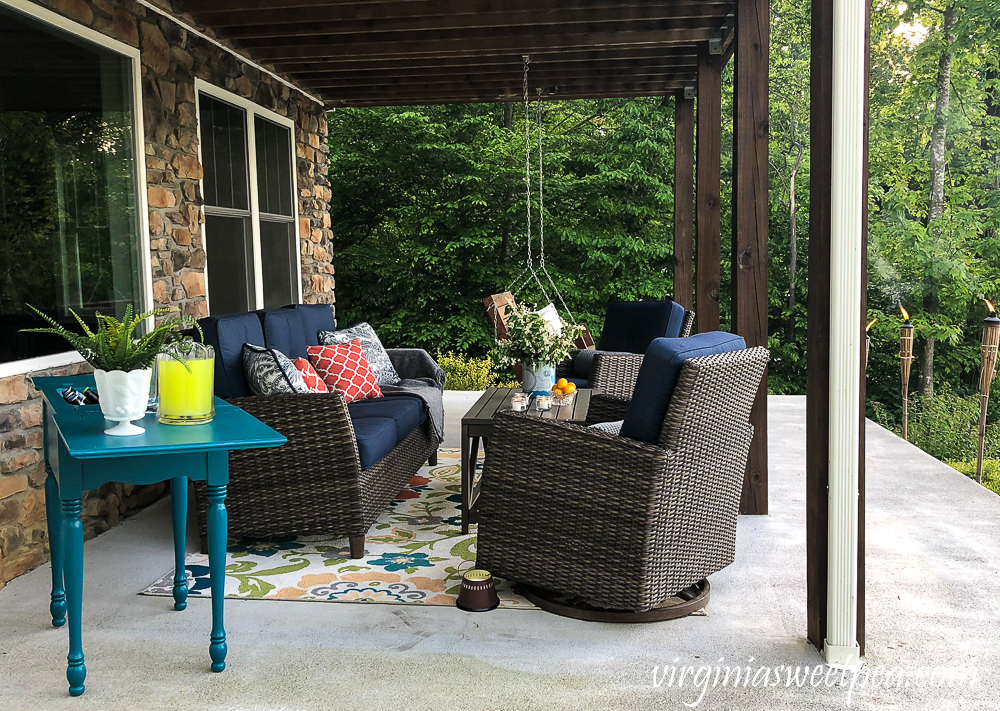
xmin=551 ymin=378 xmax=578 ymax=405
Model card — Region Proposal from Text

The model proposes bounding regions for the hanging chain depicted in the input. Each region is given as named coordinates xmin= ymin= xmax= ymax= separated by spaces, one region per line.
xmin=537 ymin=96 xmax=544 ymax=269
xmin=523 ymin=56 xmax=532 ymax=274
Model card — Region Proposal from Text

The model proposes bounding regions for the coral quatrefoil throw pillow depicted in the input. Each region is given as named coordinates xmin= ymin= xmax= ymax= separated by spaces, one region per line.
xmin=307 ymin=339 xmax=383 ymax=403
xmin=292 ymin=357 xmax=328 ymax=393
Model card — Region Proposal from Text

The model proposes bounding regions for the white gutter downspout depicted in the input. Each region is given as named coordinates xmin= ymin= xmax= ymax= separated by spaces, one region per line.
xmin=825 ymin=0 xmax=865 ymax=670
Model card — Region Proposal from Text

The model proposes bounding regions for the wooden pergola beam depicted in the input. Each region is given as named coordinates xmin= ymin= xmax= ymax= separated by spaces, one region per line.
xmin=305 ymin=65 xmax=699 ymax=90
xmin=324 ymin=82 xmax=694 ymax=107
xmin=695 ymin=42 xmax=722 ymax=333
xmin=200 ymin=0 xmax=735 ymax=28
xmin=732 ymin=0 xmax=769 ymax=515
xmin=281 ymin=47 xmax=700 ymax=74
xmin=294 ymin=58 xmax=699 ymax=82
xmin=215 ymin=3 xmax=735 ymax=37
xmin=248 ymin=28 xmax=716 ymax=61
xmin=673 ymin=89 xmax=695 ymax=309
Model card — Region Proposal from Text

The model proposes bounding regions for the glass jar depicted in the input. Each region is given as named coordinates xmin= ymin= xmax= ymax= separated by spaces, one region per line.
xmin=157 ymin=342 xmax=215 ymax=425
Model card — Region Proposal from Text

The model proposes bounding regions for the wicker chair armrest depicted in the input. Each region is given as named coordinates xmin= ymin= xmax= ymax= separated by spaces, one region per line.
xmin=585 ymin=392 xmax=631 ymax=425
xmin=680 ymin=309 xmax=695 ymax=338
xmin=588 ymin=352 xmax=644 ymax=399
xmin=385 ymin=348 xmax=446 ymax=389
xmin=227 ymin=392 xmax=362 ymax=473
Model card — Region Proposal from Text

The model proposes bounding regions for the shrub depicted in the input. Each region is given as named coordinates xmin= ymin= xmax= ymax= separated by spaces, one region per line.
xmin=902 ymin=386 xmax=981 ymax=462
xmin=437 ymin=352 xmax=517 ymax=391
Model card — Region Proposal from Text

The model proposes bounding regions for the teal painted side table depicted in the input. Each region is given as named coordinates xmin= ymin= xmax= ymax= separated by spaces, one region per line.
xmin=34 ymin=375 xmax=286 ymax=698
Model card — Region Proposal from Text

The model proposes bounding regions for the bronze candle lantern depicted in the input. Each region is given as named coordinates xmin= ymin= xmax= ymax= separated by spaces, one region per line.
xmin=899 ymin=306 xmax=914 ymax=441
xmin=976 ymin=299 xmax=1000 ymax=484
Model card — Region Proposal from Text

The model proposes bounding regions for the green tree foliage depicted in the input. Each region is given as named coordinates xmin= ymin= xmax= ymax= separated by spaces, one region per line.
xmin=327 ymin=99 xmax=678 ymax=355
xmin=327 ymin=0 xmax=1000 ymax=421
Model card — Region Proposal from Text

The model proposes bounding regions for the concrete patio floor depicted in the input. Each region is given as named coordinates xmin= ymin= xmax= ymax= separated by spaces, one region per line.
xmin=0 ymin=394 xmax=997 ymax=710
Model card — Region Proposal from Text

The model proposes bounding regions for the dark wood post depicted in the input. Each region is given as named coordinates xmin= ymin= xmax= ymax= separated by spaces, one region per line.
xmin=673 ymin=89 xmax=695 ymax=309
xmin=805 ymin=0 xmax=833 ymax=654
xmin=696 ymin=43 xmax=723 ymax=333
xmin=806 ymin=0 xmax=869 ymax=655
xmin=732 ymin=0 xmax=769 ymax=515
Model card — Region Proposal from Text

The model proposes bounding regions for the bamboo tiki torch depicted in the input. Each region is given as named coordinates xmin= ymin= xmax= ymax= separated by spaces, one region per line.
xmin=899 ymin=306 xmax=914 ymax=440
xmin=865 ymin=317 xmax=877 ymax=371
xmin=976 ymin=299 xmax=1000 ymax=484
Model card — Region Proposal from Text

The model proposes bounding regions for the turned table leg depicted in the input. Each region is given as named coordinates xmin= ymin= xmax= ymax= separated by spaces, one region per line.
xmin=62 ymin=498 xmax=86 ymax=697
xmin=171 ymin=476 xmax=189 ymax=611
xmin=206 ymin=484 xmax=228 ymax=672
xmin=44 ymin=467 xmax=65 ymax=628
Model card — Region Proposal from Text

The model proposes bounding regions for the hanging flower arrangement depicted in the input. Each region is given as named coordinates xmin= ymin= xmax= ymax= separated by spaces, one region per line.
xmin=492 ymin=304 xmax=581 ymax=370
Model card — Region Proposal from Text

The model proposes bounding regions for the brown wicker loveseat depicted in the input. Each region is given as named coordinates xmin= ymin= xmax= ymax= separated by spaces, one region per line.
xmin=476 ymin=333 xmax=768 ymax=617
xmin=193 ymin=305 xmax=441 ymax=558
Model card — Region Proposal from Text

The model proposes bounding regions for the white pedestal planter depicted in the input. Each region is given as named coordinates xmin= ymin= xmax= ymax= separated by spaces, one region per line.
xmin=93 ymin=368 xmax=152 ymax=436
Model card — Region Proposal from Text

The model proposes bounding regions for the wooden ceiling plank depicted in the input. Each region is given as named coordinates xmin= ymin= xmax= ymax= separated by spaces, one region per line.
xmin=193 ymin=0 xmax=733 ymax=26
xmin=296 ymin=59 xmax=699 ymax=84
xmin=214 ymin=4 xmax=732 ymax=37
xmin=280 ymin=48 xmax=699 ymax=74
xmin=314 ymin=75 xmax=696 ymax=97
xmin=237 ymin=17 xmax=721 ymax=50
xmin=326 ymin=86 xmax=692 ymax=107
xmin=304 ymin=68 xmax=698 ymax=91
xmin=251 ymin=30 xmax=714 ymax=61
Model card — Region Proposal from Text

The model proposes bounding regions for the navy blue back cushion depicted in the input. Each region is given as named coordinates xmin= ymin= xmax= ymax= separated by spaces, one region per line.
xmin=198 ymin=313 xmax=266 ymax=399
xmin=619 ymin=332 xmax=746 ymax=444
xmin=256 ymin=309 xmax=309 ymax=361
xmin=597 ymin=300 xmax=687 ymax=354
xmin=285 ymin=304 xmax=337 ymax=346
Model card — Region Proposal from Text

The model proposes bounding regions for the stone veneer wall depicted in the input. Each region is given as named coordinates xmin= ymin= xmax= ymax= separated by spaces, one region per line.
xmin=0 ymin=0 xmax=335 ymax=587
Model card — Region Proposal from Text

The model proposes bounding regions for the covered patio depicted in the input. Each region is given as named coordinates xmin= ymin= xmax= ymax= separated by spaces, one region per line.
xmin=0 ymin=395 xmax=996 ymax=709
xmin=162 ymin=0 xmax=860 ymax=663
xmin=0 ymin=0 xmax=972 ymax=704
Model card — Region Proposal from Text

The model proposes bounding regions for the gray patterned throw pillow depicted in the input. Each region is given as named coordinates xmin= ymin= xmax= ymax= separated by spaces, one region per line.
xmin=242 ymin=344 xmax=310 ymax=396
xmin=319 ymin=323 xmax=400 ymax=386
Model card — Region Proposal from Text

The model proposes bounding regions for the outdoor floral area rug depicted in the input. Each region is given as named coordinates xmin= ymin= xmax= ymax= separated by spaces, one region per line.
xmin=140 ymin=449 xmax=537 ymax=608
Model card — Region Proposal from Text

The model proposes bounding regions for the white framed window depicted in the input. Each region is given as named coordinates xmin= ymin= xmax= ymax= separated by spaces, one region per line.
xmin=194 ymin=80 xmax=301 ymax=314
xmin=0 ymin=0 xmax=151 ymax=378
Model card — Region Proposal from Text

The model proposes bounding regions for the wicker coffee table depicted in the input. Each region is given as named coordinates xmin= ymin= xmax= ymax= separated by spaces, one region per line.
xmin=460 ymin=387 xmax=593 ymax=534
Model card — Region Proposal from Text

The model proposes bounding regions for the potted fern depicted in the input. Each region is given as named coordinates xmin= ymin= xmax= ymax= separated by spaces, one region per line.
xmin=23 ymin=306 xmax=195 ymax=436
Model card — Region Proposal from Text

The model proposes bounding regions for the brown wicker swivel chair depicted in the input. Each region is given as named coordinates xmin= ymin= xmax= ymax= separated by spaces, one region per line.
xmin=476 ymin=340 xmax=768 ymax=619
xmin=556 ymin=305 xmax=695 ymax=425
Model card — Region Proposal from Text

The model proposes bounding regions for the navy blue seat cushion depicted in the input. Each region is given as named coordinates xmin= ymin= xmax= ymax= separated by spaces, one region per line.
xmin=285 ymin=304 xmax=337 ymax=346
xmin=620 ymin=332 xmax=746 ymax=444
xmin=352 ymin=417 xmax=397 ymax=470
xmin=349 ymin=395 xmax=427 ymax=444
xmin=565 ymin=376 xmax=589 ymax=388
xmin=198 ymin=313 xmax=266 ymax=399
xmin=596 ymin=300 xmax=687 ymax=354
xmin=254 ymin=309 xmax=309 ymax=361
